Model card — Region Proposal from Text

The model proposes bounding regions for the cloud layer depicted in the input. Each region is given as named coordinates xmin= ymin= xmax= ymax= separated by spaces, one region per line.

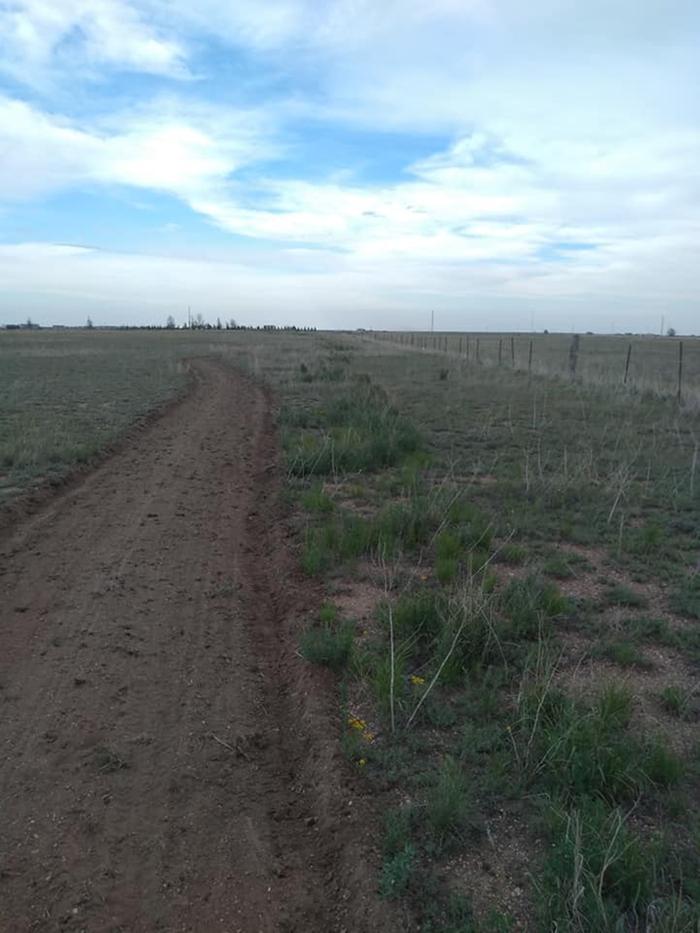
xmin=0 ymin=0 xmax=698 ymax=329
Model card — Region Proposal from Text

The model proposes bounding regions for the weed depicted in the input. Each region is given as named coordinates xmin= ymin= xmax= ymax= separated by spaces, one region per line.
xmin=495 ymin=542 xmax=528 ymax=565
xmin=659 ymin=685 xmax=694 ymax=719
xmin=391 ymin=590 xmax=445 ymax=645
xmin=620 ymin=616 xmax=700 ymax=665
xmin=541 ymin=798 xmax=657 ymax=930
xmin=379 ymin=844 xmax=416 ymax=899
xmin=301 ymin=483 xmax=335 ymax=513
xmin=383 ymin=806 xmax=415 ymax=855
xmin=517 ymin=680 xmax=682 ymax=802
xmin=603 ymin=584 xmax=649 ymax=608
xmin=626 ymin=521 xmax=664 ymax=555
xmin=288 ymin=384 xmax=422 ymax=477
xmin=501 ymin=575 xmax=569 ymax=639
xmin=436 ymin=555 xmax=459 ymax=584
xmin=93 ymin=745 xmax=128 ymax=773
xmin=319 ymin=602 xmax=338 ymax=624
xmin=425 ymin=757 xmax=475 ymax=848
xmin=670 ymin=576 xmax=700 ymax=620
xmin=367 ymin=646 xmax=408 ymax=721
xmin=449 ymin=500 xmax=493 ymax=551
xmin=595 ymin=637 xmax=652 ymax=669
xmin=542 ymin=554 xmax=575 ymax=579
xmin=300 ymin=617 xmax=353 ymax=670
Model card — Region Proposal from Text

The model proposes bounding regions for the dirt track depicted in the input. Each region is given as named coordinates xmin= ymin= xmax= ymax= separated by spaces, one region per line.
xmin=0 ymin=361 xmax=394 ymax=932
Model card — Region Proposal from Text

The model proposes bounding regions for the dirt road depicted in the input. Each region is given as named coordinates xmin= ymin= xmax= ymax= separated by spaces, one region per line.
xmin=0 ymin=361 xmax=393 ymax=932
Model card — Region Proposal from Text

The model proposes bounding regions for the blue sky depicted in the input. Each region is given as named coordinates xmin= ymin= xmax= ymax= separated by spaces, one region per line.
xmin=0 ymin=0 xmax=698 ymax=330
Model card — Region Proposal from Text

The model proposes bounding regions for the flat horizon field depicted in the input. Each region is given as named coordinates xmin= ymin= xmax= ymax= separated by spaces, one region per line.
xmin=1 ymin=329 xmax=699 ymax=931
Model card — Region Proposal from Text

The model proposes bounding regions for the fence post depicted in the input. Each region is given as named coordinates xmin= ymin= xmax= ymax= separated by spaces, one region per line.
xmin=511 ymin=336 xmax=515 ymax=367
xmin=466 ymin=336 xmax=470 ymax=361
xmin=476 ymin=337 xmax=481 ymax=364
xmin=528 ymin=339 xmax=533 ymax=380
xmin=568 ymin=334 xmax=580 ymax=380
xmin=459 ymin=335 xmax=463 ymax=355
xmin=678 ymin=340 xmax=684 ymax=404
xmin=498 ymin=338 xmax=503 ymax=366
xmin=623 ymin=343 xmax=632 ymax=385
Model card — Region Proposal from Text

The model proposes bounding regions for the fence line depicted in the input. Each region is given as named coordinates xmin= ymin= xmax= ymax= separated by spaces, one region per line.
xmin=360 ymin=332 xmax=698 ymax=406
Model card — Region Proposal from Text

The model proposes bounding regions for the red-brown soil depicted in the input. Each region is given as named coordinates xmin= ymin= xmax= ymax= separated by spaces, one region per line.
xmin=0 ymin=361 xmax=395 ymax=932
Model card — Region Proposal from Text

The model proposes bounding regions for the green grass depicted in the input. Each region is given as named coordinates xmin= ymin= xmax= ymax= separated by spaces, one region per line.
xmin=602 ymin=584 xmax=649 ymax=608
xmin=659 ymin=685 xmax=695 ymax=720
xmin=517 ymin=680 xmax=682 ymax=802
xmin=275 ymin=335 xmax=700 ymax=928
xmin=424 ymin=757 xmax=476 ymax=850
xmin=500 ymin=574 xmax=570 ymax=639
xmin=299 ymin=609 xmax=354 ymax=670
xmin=541 ymin=554 xmax=575 ymax=579
xmin=670 ymin=576 xmax=700 ymax=619
xmin=541 ymin=798 xmax=658 ymax=929
xmin=594 ymin=637 xmax=652 ymax=669
xmin=300 ymin=483 xmax=335 ymax=512
xmin=286 ymin=381 xmax=422 ymax=476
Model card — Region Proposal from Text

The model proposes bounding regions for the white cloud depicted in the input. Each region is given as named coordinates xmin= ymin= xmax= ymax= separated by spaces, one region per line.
xmin=0 ymin=0 xmax=698 ymax=328
xmin=0 ymin=0 xmax=187 ymax=84
xmin=0 ymin=94 xmax=271 ymax=201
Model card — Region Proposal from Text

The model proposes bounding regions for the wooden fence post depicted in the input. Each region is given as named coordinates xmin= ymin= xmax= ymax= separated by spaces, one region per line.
xmin=623 ymin=343 xmax=632 ymax=385
xmin=568 ymin=334 xmax=580 ymax=380
xmin=511 ymin=336 xmax=515 ymax=367
xmin=528 ymin=339 xmax=533 ymax=380
xmin=678 ymin=340 xmax=684 ymax=404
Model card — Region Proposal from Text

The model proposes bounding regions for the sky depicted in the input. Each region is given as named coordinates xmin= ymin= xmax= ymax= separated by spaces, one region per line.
xmin=0 ymin=1 xmax=698 ymax=331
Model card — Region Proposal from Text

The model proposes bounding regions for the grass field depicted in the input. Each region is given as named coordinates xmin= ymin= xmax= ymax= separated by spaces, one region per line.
xmin=2 ymin=328 xmax=699 ymax=929
xmin=0 ymin=329 xmax=276 ymax=504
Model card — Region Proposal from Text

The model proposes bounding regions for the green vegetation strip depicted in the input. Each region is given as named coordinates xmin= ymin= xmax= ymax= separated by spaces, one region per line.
xmin=286 ymin=350 xmax=700 ymax=932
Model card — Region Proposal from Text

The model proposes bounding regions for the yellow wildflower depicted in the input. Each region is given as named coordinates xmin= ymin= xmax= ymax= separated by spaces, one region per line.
xmin=410 ymin=674 xmax=426 ymax=686
xmin=348 ymin=716 xmax=366 ymax=731
xmin=362 ymin=731 xmax=375 ymax=743
xmin=358 ymin=758 xmax=367 ymax=767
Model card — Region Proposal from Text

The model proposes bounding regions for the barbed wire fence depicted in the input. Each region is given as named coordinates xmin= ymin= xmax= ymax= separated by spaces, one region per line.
xmin=362 ymin=332 xmax=698 ymax=407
